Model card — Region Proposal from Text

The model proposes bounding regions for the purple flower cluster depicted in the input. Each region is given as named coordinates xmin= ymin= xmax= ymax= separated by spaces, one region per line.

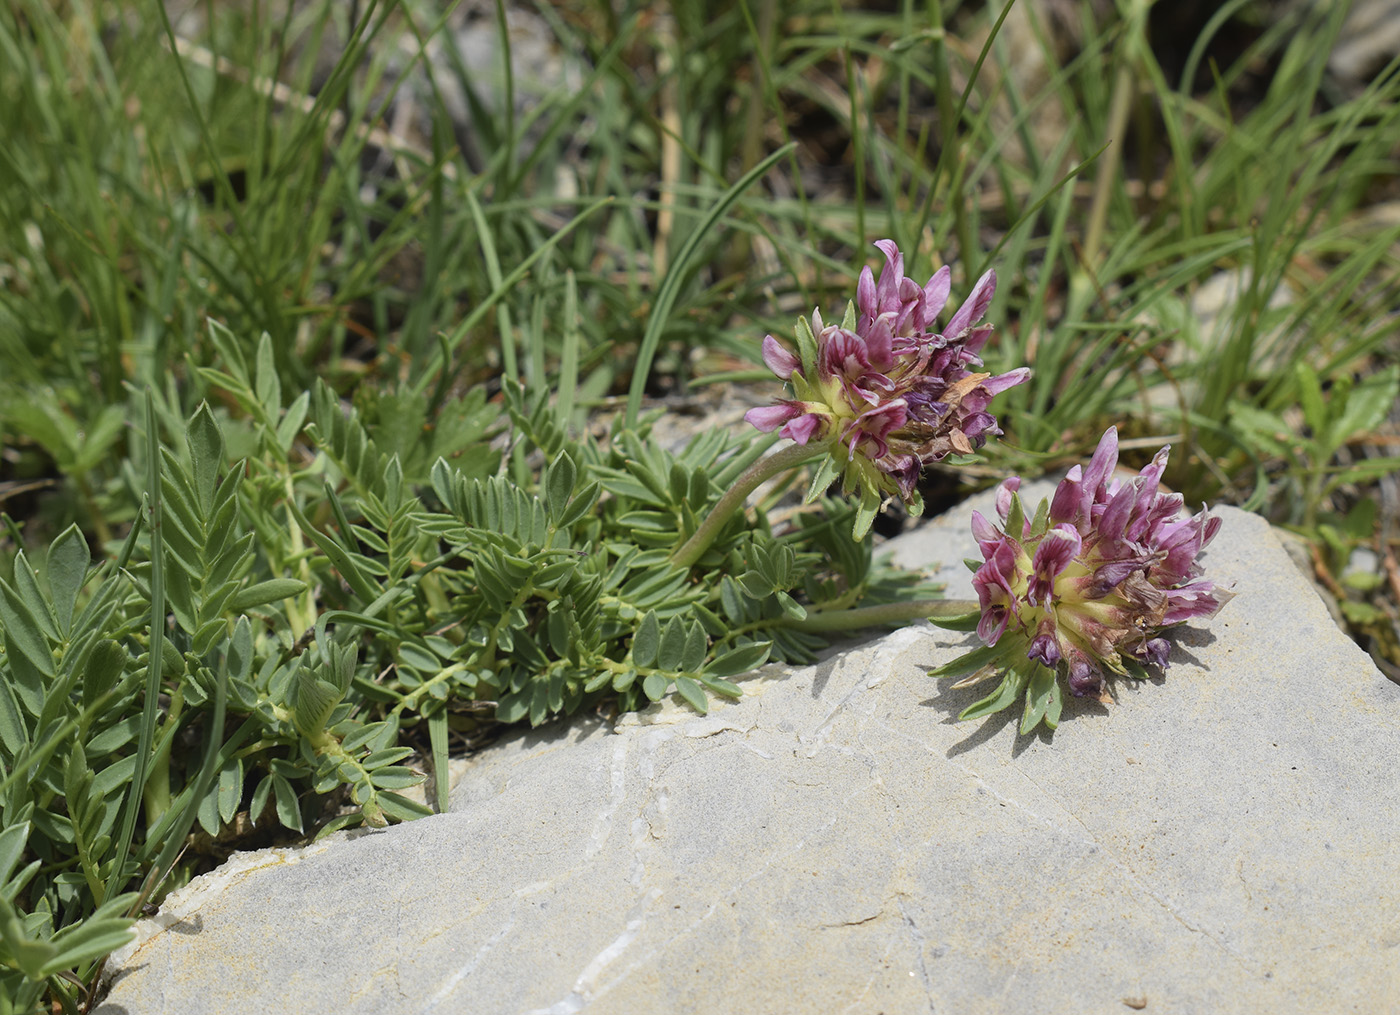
xmin=745 ymin=240 xmax=1029 ymax=509
xmin=970 ymin=426 xmax=1233 ymax=700
xmin=734 ymin=241 xmax=1237 ymax=733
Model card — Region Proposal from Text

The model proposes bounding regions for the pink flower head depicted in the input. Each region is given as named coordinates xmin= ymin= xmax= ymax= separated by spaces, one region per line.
xmin=857 ymin=239 xmax=954 ymax=339
xmin=746 ymin=241 xmax=1030 ymax=532
xmin=943 ymin=427 xmax=1234 ymax=734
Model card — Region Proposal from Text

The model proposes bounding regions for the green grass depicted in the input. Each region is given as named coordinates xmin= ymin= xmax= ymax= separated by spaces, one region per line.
xmin=0 ymin=0 xmax=1397 ymax=1010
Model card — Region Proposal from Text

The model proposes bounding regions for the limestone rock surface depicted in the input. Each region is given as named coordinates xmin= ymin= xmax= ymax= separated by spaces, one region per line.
xmin=96 ymin=495 xmax=1400 ymax=1014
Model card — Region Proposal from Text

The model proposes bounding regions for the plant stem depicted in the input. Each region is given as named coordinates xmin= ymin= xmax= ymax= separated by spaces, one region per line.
xmin=283 ymin=468 xmax=314 ymax=632
xmin=671 ymin=441 xmax=824 ymax=568
xmin=783 ymin=598 xmax=978 ymax=633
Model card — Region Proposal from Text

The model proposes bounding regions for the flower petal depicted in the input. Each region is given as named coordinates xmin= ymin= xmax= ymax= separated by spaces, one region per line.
xmin=1098 ymin=479 xmax=1138 ymax=547
xmin=864 ymin=314 xmax=895 ymax=372
xmin=1028 ymin=524 xmax=1081 ymax=605
xmin=961 ymin=326 xmax=992 ymax=358
xmin=819 ymin=326 xmax=868 ymax=380
xmin=1138 ymin=637 xmax=1171 ymax=668
xmin=922 ymin=265 xmax=952 ymax=322
xmin=995 ymin=476 xmax=1022 ymax=524
xmin=944 ymin=268 xmax=996 ymax=338
xmin=760 ymin=335 xmax=801 ymax=380
xmin=781 ymin=412 xmax=825 ymax=445
xmin=1029 ymin=619 xmax=1062 ymax=667
xmin=982 ymin=367 xmax=1031 ymax=396
xmin=972 ymin=552 xmax=1017 ymax=647
xmin=1048 ymin=465 xmax=1083 ymax=528
xmin=1156 ymin=511 xmax=1215 ymax=582
xmin=1083 ymin=426 xmax=1120 ymax=497
xmin=874 ymin=239 xmax=902 ymax=310
xmin=977 ymin=605 xmax=1009 ymax=645
xmin=1065 ymin=649 xmax=1104 ymax=697
xmin=1055 ymin=427 xmax=1117 ymax=534
xmin=856 ymin=265 xmax=877 ymax=320
xmin=970 ymin=509 xmax=1001 ymax=555
xmin=1163 ymin=581 xmax=1234 ymax=624
xmin=880 ymin=454 xmax=921 ymax=502
xmin=1081 ymin=556 xmax=1151 ymax=598
xmin=744 ymin=403 xmax=803 ymax=432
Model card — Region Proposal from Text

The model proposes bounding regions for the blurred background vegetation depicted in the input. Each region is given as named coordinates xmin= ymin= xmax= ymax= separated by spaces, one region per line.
xmin=0 ymin=0 xmax=1398 ymax=1008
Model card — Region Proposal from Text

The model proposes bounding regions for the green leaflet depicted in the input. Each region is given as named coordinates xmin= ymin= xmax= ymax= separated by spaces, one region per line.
xmin=959 ymin=668 xmax=1030 ymax=722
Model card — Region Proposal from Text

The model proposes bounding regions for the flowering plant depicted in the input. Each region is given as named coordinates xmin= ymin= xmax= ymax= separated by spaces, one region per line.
xmin=930 ymin=427 xmax=1234 ymax=733
xmin=672 ymin=243 xmax=1230 ymax=738
xmin=742 ymin=241 xmax=1029 ymax=538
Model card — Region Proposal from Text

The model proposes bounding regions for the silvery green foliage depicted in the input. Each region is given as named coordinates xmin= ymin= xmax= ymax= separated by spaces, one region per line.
xmin=339 ymin=381 xmax=931 ymax=728
xmin=0 ymin=522 xmax=145 ymax=1012
xmin=0 ymin=335 xmax=931 ymax=1006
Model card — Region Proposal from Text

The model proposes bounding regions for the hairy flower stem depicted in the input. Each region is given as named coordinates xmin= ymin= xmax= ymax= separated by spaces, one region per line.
xmin=784 ymin=598 xmax=977 ymax=633
xmin=672 ymin=441 xmax=825 ymax=569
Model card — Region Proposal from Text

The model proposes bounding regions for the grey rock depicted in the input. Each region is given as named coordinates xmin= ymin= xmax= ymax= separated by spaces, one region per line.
xmin=1326 ymin=0 xmax=1400 ymax=83
xmin=97 ymin=495 xmax=1400 ymax=1014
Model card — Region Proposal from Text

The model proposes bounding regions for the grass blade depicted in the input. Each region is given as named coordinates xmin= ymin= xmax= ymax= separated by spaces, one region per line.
xmin=104 ymin=390 xmax=166 ymax=903
xmin=625 ymin=142 xmax=795 ymax=427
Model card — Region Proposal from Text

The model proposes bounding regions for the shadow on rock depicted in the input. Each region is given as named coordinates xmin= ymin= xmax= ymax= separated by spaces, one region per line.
xmin=168 ymin=914 xmax=203 ymax=936
xmin=499 ymin=712 xmax=611 ymax=752
xmin=809 ymin=652 xmax=843 ymax=699
xmin=1171 ymin=624 xmax=1218 ymax=660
